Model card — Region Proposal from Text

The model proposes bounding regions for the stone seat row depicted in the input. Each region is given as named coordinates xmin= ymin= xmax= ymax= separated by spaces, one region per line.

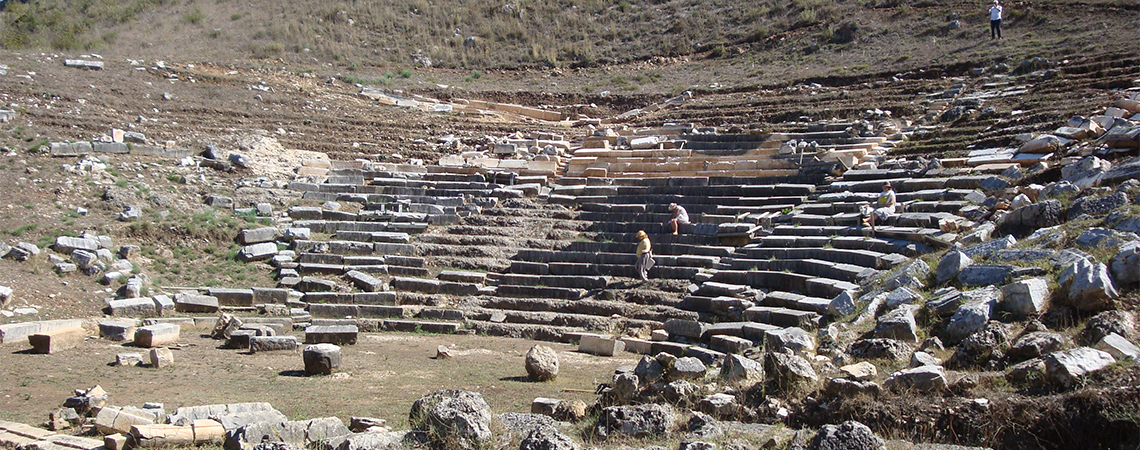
xmin=558 ymin=174 xmax=822 ymax=187
xmin=551 ymin=183 xmax=816 ymax=198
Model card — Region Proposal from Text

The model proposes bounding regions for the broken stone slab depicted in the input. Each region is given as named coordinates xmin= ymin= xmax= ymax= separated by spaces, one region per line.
xmin=29 ymin=327 xmax=85 ymax=354
xmin=1044 ymin=347 xmax=1116 ymax=388
xmin=107 ymin=298 xmax=157 ymax=317
xmin=174 ymin=294 xmax=219 ymax=313
xmin=54 ymin=236 xmax=100 ymax=254
xmin=1000 ymin=278 xmax=1051 ymax=319
xmin=578 ymin=334 xmax=625 ymax=356
xmin=0 ymin=319 xmax=86 ymax=344
xmin=1110 ymin=241 xmax=1140 ymax=287
xmin=873 ymin=306 xmax=919 ymax=343
xmin=957 ymin=264 xmax=1013 ymax=287
xmin=883 ymin=365 xmax=947 ymax=393
xmin=100 ymin=321 xmax=137 ymax=341
xmin=150 ymin=347 xmax=175 ymax=368
xmin=304 ymin=325 xmax=358 ymax=345
xmin=946 ymin=295 xmax=995 ymax=344
xmin=1067 ymin=262 xmax=1119 ymax=312
xmin=240 ymin=243 xmax=278 ymax=262
xmin=1093 ymin=333 xmax=1139 ymax=360
xmin=663 ymin=319 xmax=707 ymax=339
xmin=223 ymin=416 xmax=349 ymax=450
xmin=240 ymin=227 xmax=280 ymax=245
xmin=95 ymin=406 xmax=155 ymax=435
xmin=249 ymin=336 xmax=299 ymax=353
xmin=936 ymin=250 xmax=974 ymax=285
xmin=116 ymin=353 xmax=143 ymax=366
xmin=134 ymin=323 xmax=180 ymax=348
xmin=64 ymin=59 xmax=104 ymax=70
xmin=345 ymin=270 xmax=385 ymax=292
xmin=720 ymin=354 xmax=764 ymax=385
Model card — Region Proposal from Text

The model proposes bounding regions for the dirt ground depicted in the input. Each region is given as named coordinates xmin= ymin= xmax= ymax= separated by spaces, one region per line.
xmin=0 ymin=328 xmax=638 ymax=430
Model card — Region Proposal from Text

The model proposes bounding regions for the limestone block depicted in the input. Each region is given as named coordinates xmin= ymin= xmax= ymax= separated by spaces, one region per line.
xmin=240 ymin=243 xmax=278 ymax=262
xmin=240 ymin=227 xmax=280 ymax=245
xmin=116 ymin=353 xmax=143 ymax=366
xmin=29 ymin=327 xmax=85 ymax=354
xmin=249 ymin=336 xmax=299 ymax=353
xmin=1000 ymin=278 xmax=1051 ymax=318
xmin=1044 ymin=347 xmax=1116 ymax=388
xmin=99 ymin=321 xmax=137 ymax=342
xmin=107 ymin=298 xmax=157 ymax=317
xmin=303 ymin=343 xmax=342 ymax=375
xmin=95 ymin=407 xmax=155 ymax=434
xmin=149 ymin=347 xmax=174 ymax=368
xmin=1094 ymin=333 xmax=1140 ymax=360
xmin=134 ymin=324 xmax=180 ymax=348
xmin=578 ymin=334 xmax=625 ymax=356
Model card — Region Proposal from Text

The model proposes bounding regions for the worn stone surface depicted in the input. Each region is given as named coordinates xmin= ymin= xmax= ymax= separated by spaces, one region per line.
xmin=134 ymin=323 xmax=180 ymax=348
xmin=1067 ymin=262 xmax=1119 ymax=312
xmin=1110 ymin=241 xmax=1140 ymax=287
xmin=1000 ymin=278 xmax=1051 ymax=318
xmin=809 ymin=420 xmax=885 ymax=450
xmin=668 ymin=356 xmax=708 ymax=381
xmin=1094 ymin=333 xmax=1140 ymax=360
xmin=847 ymin=339 xmax=912 ymax=362
xmin=1009 ymin=331 xmax=1067 ymax=362
xmin=1044 ymin=347 xmax=1116 ymax=388
xmin=999 ymin=200 xmax=1062 ymax=236
xmin=720 ymin=354 xmax=764 ymax=385
xmin=946 ymin=295 xmax=996 ymax=344
xmin=594 ymin=404 xmax=675 ymax=438
xmin=883 ymin=365 xmax=948 ymax=393
xmin=518 ymin=425 xmax=580 ymax=450
xmin=873 ymin=306 xmax=918 ymax=343
xmin=303 ymin=343 xmax=341 ymax=375
xmin=409 ymin=390 xmax=493 ymax=450
xmin=1079 ymin=310 xmax=1137 ymax=345
xmin=957 ymin=264 xmax=1014 ymax=287
xmin=525 ymin=344 xmax=559 ymax=382
xmin=947 ymin=321 xmax=1011 ymax=369
xmin=765 ymin=351 xmax=818 ymax=387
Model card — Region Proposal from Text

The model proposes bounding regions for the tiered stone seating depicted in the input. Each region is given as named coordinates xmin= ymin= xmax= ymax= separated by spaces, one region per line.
xmin=566 ymin=127 xmax=800 ymax=178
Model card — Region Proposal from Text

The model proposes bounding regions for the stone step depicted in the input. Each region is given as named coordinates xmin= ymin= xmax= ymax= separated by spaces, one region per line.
xmin=468 ymin=297 xmax=696 ymax=322
xmin=291 ymin=220 xmax=429 ymax=235
xmin=496 ymin=274 xmax=609 ymax=289
xmin=551 ymin=183 xmax=815 ymax=198
xmin=515 ymin=249 xmax=719 ymax=268
xmin=716 ymin=257 xmax=877 ymax=285
xmin=739 ymin=246 xmax=904 ymax=270
xmin=495 ymin=285 xmax=586 ymax=300
xmin=562 ymin=241 xmax=735 ymax=258
xmin=308 ymin=303 xmax=415 ymax=319
xmin=576 ymin=211 xmax=739 ymax=224
xmin=761 ymin=291 xmax=831 ymax=315
xmin=390 ymin=277 xmax=485 ymax=296
xmin=709 ymin=270 xmax=857 ymax=298
xmin=464 ymin=320 xmax=582 ymax=343
xmin=536 ymin=262 xmax=700 ymax=280
xmin=742 ymin=306 xmax=821 ymax=330
xmin=333 ymin=231 xmax=411 ymax=243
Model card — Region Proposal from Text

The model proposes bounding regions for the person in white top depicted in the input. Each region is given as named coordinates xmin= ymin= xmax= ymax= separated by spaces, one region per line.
xmin=989 ymin=0 xmax=1003 ymax=40
xmin=667 ymin=203 xmax=689 ymax=235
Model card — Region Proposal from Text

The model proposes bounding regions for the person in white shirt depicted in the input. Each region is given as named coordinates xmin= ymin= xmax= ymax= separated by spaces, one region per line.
xmin=989 ymin=0 xmax=1003 ymax=40
xmin=667 ymin=203 xmax=689 ymax=235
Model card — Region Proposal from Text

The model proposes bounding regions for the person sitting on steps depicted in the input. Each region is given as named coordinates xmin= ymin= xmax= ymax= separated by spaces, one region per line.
xmin=861 ymin=182 xmax=896 ymax=233
xmin=666 ymin=203 xmax=689 ymax=235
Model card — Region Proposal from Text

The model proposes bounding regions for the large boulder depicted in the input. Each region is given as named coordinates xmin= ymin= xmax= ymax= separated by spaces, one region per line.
xmin=594 ymin=404 xmax=675 ymax=439
xmin=936 ymin=251 xmax=973 ymax=285
xmin=883 ymin=365 xmax=948 ymax=393
xmin=525 ymin=345 xmax=559 ymax=382
xmin=720 ymin=354 xmax=765 ymax=385
xmin=518 ymin=425 xmax=580 ymax=450
xmin=998 ymin=199 xmax=1062 ymax=236
xmin=1044 ymin=347 xmax=1116 ymax=388
xmin=946 ymin=321 xmax=1011 ymax=369
xmin=873 ymin=306 xmax=918 ymax=342
xmin=1068 ymin=192 xmax=1129 ymax=218
xmin=809 ymin=420 xmax=885 ymax=450
xmin=1000 ymin=278 xmax=1051 ymax=319
xmin=409 ymin=390 xmax=493 ymax=450
xmin=1067 ymin=262 xmax=1119 ymax=312
xmin=765 ymin=352 xmax=818 ymax=389
xmin=847 ymin=339 xmax=912 ymax=362
xmin=946 ymin=295 xmax=996 ymax=344
xmin=1079 ymin=310 xmax=1137 ymax=345
xmin=1008 ymin=331 xmax=1067 ymax=362
xmin=1110 ymin=241 xmax=1140 ymax=287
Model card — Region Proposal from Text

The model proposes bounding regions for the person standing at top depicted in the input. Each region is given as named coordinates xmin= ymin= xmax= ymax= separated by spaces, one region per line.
xmin=634 ymin=230 xmax=654 ymax=281
xmin=667 ymin=203 xmax=689 ymax=235
xmin=862 ymin=182 xmax=896 ymax=233
xmin=989 ymin=0 xmax=1003 ymax=40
